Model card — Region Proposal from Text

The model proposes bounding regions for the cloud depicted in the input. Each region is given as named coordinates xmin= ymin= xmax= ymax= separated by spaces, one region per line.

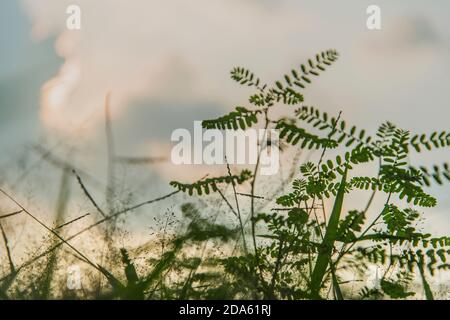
xmin=20 ymin=1 xmax=448 ymax=137
xmin=362 ymin=15 xmax=441 ymax=54
xmin=19 ymin=0 xmax=319 ymax=132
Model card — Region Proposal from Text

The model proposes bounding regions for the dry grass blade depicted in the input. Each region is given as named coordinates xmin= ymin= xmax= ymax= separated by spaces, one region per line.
xmin=52 ymin=213 xmax=91 ymax=231
xmin=0 ymin=210 xmax=23 ymax=220
xmin=104 ymin=92 xmax=116 ymax=214
xmin=115 ymin=156 xmax=167 ymax=165
xmin=237 ymin=193 xmax=264 ymax=199
xmin=225 ymin=159 xmax=247 ymax=253
xmin=73 ymin=169 xmax=107 ymax=218
xmin=0 ymin=222 xmax=15 ymax=272
xmin=216 ymin=187 xmax=238 ymax=217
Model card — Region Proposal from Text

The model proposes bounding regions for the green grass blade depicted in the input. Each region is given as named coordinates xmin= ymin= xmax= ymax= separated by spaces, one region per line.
xmin=142 ymin=238 xmax=184 ymax=289
xmin=331 ymin=267 xmax=344 ymax=300
xmin=418 ymin=263 xmax=434 ymax=300
xmin=310 ymin=170 xmax=347 ymax=298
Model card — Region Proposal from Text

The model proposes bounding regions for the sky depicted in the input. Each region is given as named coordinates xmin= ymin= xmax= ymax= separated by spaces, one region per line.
xmin=0 ymin=1 xmax=449 ymax=238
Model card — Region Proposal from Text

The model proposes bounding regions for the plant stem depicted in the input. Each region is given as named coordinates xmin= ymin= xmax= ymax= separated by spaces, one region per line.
xmin=250 ymin=109 xmax=269 ymax=254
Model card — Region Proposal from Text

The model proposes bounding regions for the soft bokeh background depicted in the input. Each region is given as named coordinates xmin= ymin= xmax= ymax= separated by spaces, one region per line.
xmin=0 ymin=0 xmax=449 ymax=254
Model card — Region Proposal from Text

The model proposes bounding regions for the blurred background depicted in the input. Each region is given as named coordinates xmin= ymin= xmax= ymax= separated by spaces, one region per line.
xmin=0 ymin=0 xmax=449 ymax=255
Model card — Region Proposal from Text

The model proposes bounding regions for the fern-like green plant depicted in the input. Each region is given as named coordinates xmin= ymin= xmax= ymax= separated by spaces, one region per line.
xmin=175 ymin=49 xmax=450 ymax=300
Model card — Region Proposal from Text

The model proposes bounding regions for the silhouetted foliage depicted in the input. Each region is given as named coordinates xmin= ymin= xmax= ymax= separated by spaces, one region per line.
xmin=1 ymin=49 xmax=448 ymax=300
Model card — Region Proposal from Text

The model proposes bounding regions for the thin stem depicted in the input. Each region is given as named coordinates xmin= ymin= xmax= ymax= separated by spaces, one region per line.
xmin=0 ymin=210 xmax=23 ymax=221
xmin=0 ymin=222 xmax=15 ymax=272
xmin=216 ymin=186 xmax=248 ymax=253
xmin=225 ymin=160 xmax=248 ymax=253
xmin=73 ymin=169 xmax=107 ymax=218
xmin=104 ymin=92 xmax=116 ymax=215
xmin=250 ymin=108 xmax=269 ymax=254
xmin=52 ymin=213 xmax=91 ymax=231
xmin=268 ymin=239 xmax=284 ymax=299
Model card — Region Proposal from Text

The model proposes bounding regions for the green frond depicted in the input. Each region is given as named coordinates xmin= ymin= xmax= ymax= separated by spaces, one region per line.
xmin=320 ymin=147 xmax=374 ymax=179
xmin=376 ymin=122 xmax=397 ymax=146
xmin=357 ymin=235 xmax=450 ymax=276
xmin=410 ymin=163 xmax=450 ymax=186
xmin=382 ymin=128 xmax=409 ymax=165
xmin=230 ymin=67 xmax=264 ymax=89
xmin=296 ymin=106 xmax=374 ymax=149
xmin=170 ymin=170 xmax=252 ymax=196
xmin=249 ymin=93 xmax=268 ymax=107
xmin=350 ymin=176 xmax=384 ymax=191
xmin=382 ymin=205 xmax=420 ymax=235
xmin=276 ymin=179 xmax=309 ymax=206
xmin=275 ymin=87 xmax=304 ymax=105
xmin=276 ymin=121 xmax=338 ymax=149
xmin=278 ymin=50 xmax=339 ymax=91
xmin=380 ymin=278 xmax=415 ymax=299
xmin=336 ymin=210 xmax=365 ymax=243
xmin=379 ymin=166 xmax=436 ymax=207
xmin=410 ymin=131 xmax=450 ymax=152
xmin=202 ymin=106 xmax=262 ymax=130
